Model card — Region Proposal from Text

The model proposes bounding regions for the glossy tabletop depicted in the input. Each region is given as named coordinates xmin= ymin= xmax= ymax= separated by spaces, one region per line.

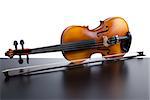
xmin=0 ymin=58 xmax=149 ymax=100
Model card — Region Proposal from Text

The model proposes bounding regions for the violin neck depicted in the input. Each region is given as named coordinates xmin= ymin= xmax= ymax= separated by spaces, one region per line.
xmin=25 ymin=40 xmax=97 ymax=54
xmin=29 ymin=44 xmax=63 ymax=54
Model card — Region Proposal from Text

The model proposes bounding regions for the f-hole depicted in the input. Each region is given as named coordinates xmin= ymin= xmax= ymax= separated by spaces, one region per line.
xmin=97 ymin=26 xmax=109 ymax=37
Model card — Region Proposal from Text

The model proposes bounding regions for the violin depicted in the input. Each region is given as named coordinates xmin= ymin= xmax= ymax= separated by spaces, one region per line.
xmin=5 ymin=17 xmax=132 ymax=64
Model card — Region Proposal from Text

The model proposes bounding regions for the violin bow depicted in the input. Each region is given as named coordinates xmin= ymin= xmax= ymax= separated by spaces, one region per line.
xmin=2 ymin=51 xmax=145 ymax=78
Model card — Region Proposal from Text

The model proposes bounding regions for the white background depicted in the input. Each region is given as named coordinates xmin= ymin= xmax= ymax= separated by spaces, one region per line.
xmin=0 ymin=0 xmax=150 ymax=58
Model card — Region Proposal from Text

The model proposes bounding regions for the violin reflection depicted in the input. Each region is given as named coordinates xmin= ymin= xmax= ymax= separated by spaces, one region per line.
xmin=62 ymin=60 xmax=128 ymax=99
xmin=97 ymin=60 xmax=128 ymax=99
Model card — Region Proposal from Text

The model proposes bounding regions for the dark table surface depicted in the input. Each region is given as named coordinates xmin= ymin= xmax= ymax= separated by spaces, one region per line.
xmin=0 ymin=58 xmax=149 ymax=100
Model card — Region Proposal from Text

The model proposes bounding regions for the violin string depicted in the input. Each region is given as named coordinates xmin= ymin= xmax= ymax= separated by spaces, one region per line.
xmin=60 ymin=40 xmax=107 ymax=51
xmin=29 ymin=40 xmax=101 ymax=53
xmin=62 ymin=40 xmax=103 ymax=48
xmin=61 ymin=42 xmax=106 ymax=51
xmin=62 ymin=40 xmax=104 ymax=49
xmin=62 ymin=45 xmax=105 ymax=52
xmin=17 ymin=40 xmax=106 ymax=54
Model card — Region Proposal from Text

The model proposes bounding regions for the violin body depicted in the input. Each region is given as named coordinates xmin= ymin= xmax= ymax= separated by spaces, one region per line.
xmin=61 ymin=17 xmax=131 ymax=61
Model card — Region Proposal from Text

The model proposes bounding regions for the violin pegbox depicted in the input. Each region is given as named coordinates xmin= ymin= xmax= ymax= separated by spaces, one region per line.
xmin=5 ymin=40 xmax=30 ymax=64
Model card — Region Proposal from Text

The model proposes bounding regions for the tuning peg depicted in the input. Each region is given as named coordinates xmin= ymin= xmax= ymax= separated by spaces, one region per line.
xmin=13 ymin=41 xmax=18 ymax=50
xmin=18 ymin=55 xmax=23 ymax=64
xmin=27 ymin=55 xmax=29 ymax=64
xmin=20 ymin=40 xmax=24 ymax=50
xmin=18 ymin=58 xmax=23 ymax=64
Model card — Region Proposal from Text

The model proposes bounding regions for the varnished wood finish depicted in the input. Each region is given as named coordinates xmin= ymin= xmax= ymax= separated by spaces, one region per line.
xmin=61 ymin=17 xmax=129 ymax=61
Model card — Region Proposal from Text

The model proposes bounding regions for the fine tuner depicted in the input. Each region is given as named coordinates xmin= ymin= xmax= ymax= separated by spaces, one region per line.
xmin=5 ymin=17 xmax=132 ymax=64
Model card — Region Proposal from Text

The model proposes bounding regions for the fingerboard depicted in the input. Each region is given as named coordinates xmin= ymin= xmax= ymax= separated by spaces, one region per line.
xmin=27 ymin=40 xmax=97 ymax=54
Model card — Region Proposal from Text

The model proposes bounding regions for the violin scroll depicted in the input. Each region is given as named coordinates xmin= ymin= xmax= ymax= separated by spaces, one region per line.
xmin=5 ymin=49 xmax=14 ymax=58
